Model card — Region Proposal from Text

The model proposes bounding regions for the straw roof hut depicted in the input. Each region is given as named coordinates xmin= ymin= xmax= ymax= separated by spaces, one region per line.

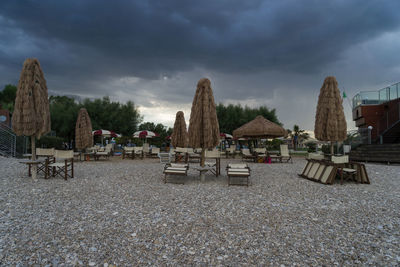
xmin=188 ymin=78 xmax=220 ymax=167
xmin=11 ymin=58 xmax=51 ymax=179
xmin=314 ymin=76 xmax=347 ymax=154
xmin=171 ymin=111 xmax=188 ymax=148
xmin=233 ymin=115 xmax=287 ymax=139
xmin=75 ymin=108 xmax=93 ymax=150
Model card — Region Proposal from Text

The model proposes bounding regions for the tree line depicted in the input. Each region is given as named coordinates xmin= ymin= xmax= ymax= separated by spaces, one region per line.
xmin=1 ymin=84 xmax=289 ymax=146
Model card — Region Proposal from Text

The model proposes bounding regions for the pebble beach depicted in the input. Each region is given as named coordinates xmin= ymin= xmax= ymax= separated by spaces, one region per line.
xmin=0 ymin=156 xmax=399 ymax=266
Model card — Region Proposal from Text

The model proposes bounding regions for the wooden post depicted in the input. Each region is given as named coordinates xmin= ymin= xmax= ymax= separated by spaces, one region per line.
xmin=31 ymin=136 xmax=37 ymax=180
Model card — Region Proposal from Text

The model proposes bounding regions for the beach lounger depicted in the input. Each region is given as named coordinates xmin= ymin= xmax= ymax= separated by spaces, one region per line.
xmin=158 ymin=152 xmax=172 ymax=164
xmin=226 ymin=163 xmax=251 ymax=186
xmin=163 ymin=163 xmax=189 ymax=184
xmin=241 ymin=148 xmax=256 ymax=162
xmin=48 ymin=150 xmax=74 ymax=180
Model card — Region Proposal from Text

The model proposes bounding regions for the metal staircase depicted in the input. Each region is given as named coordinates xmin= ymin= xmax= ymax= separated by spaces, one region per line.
xmin=0 ymin=123 xmax=16 ymax=157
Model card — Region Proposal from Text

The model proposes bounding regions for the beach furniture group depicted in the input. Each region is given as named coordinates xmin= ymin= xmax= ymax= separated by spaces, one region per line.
xmin=299 ymin=154 xmax=369 ymax=185
xmin=20 ymin=148 xmax=74 ymax=180
xmin=240 ymin=144 xmax=292 ymax=164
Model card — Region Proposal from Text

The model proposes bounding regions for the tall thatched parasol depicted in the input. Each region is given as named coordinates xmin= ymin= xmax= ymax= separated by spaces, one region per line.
xmin=171 ymin=111 xmax=188 ymax=148
xmin=188 ymin=78 xmax=220 ymax=169
xmin=12 ymin=58 xmax=51 ymax=179
xmin=75 ymin=108 xmax=93 ymax=150
xmin=233 ymin=115 xmax=287 ymax=139
xmin=314 ymin=76 xmax=347 ymax=154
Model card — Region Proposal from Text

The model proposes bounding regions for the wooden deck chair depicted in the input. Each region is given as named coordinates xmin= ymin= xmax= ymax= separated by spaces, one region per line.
xmin=123 ymin=147 xmax=134 ymax=159
xmin=143 ymin=143 xmax=150 ymax=157
xmin=226 ymin=163 xmax=251 ymax=186
xmin=205 ymin=150 xmax=221 ymax=177
xmin=174 ymin=147 xmax=187 ymax=163
xmin=280 ymin=145 xmax=293 ymax=163
xmin=36 ymin=148 xmax=55 ymax=178
xmin=95 ymin=145 xmax=112 ymax=160
xmin=187 ymin=148 xmax=201 ymax=163
xmin=163 ymin=163 xmax=189 ymax=184
xmin=241 ymin=148 xmax=256 ymax=162
xmin=158 ymin=152 xmax=172 ymax=164
xmin=226 ymin=146 xmax=236 ymax=158
xmin=48 ymin=150 xmax=74 ymax=180
xmin=151 ymin=147 xmax=160 ymax=158
xmin=133 ymin=146 xmax=143 ymax=159
xmin=331 ymin=155 xmax=357 ymax=184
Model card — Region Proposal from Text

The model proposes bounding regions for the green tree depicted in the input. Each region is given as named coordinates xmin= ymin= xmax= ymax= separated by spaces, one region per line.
xmin=83 ymin=97 xmax=142 ymax=136
xmin=0 ymin=84 xmax=17 ymax=112
xmin=49 ymin=96 xmax=80 ymax=141
xmin=216 ymin=103 xmax=281 ymax=134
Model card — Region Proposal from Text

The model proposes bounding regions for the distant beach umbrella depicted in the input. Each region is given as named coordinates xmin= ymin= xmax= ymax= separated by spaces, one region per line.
xmin=220 ymin=133 xmax=233 ymax=139
xmin=314 ymin=76 xmax=347 ymax=154
xmin=171 ymin=111 xmax=188 ymax=148
xmin=93 ymin=129 xmax=118 ymax=138
xmin=188 ymin=78 xmax=220 ymax=167
xmin=133 ymin=130 xmax=159 ymax=139
xmin=233 ymin=115 xmax=287 ymax=139
xmin=12 ymin=58 xmax=51 ymax=180
xmin=75 ymin=108 xmax=93 ymax=150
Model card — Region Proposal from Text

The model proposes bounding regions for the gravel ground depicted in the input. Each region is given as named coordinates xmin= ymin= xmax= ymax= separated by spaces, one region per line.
xmin=0 ymin=156 xmax=399 ymax=266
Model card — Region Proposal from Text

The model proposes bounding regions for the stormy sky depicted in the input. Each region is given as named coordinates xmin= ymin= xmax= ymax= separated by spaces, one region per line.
xmin=1 ymin=0 xmax=400 ymax=132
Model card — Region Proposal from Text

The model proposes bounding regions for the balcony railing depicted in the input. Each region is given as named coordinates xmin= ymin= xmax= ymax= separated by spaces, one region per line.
xmin=353 ymin=81 xmax=399 ymax=108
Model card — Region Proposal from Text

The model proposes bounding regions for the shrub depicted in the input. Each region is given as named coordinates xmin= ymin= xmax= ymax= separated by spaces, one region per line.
xmin=37 ymin=136 xmax=65 ymax=149
xmin=305 ymin=142 xmax=317 ymax=153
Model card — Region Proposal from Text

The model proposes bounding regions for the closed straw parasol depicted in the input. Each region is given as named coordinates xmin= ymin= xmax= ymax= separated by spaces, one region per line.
xmin=233 ymin=115 xmax=287 ymax=139
xmin=314 ymin=76 xmax=347 ymax=154
xmin=188 ymin=78 xmax=220 ymax=168
xmin=75 ymin=108 xmax=93 ymax=150
xmin=171 ymin=111 xmax=188 ymax=148
xmin=12 ymin=58 xmax=51 ymax=179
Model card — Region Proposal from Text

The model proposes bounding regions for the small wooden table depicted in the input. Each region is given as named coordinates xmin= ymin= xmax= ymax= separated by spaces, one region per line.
xmin=19 ymin=159 xmax=47 ymax=177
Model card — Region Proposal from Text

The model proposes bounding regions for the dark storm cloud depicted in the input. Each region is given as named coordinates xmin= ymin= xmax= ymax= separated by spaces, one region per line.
xmin=1 ymin=0 xmax=400 ymax=82
xmin=1 ymin=0 xmax=400 ymax=129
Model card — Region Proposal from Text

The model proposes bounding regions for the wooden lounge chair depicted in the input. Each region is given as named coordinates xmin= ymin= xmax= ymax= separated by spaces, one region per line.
xmin=163 ymin=163 xmax=189 ymax=184
xmin=241 ymin=148 xmax=256 ymax=162
xmin=48 ymin=150 xmax=74 ymax=180
xmin=122 ymin=147 xmax=134 ymax=159
xmin=226 ymin=163 xmax=251 ymax=186
xmin=280 ymin=145 xmax=293 ymax=163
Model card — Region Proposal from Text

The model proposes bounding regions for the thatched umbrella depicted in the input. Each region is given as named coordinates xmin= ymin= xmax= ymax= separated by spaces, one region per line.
xmin=171 ymin=111 xmax=188 ymax=148
xmin=233 ymin=115 xmax=287 ymax=139
xmin=314 ymin=76 xmax=347 ymax=154
xmin=12 ymin=58 xmax=51 ymax=179
xmin=188 ymin=78 xmax=220 ymax=171
xmin=75 ymin=108 xmax=93 ymax=150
